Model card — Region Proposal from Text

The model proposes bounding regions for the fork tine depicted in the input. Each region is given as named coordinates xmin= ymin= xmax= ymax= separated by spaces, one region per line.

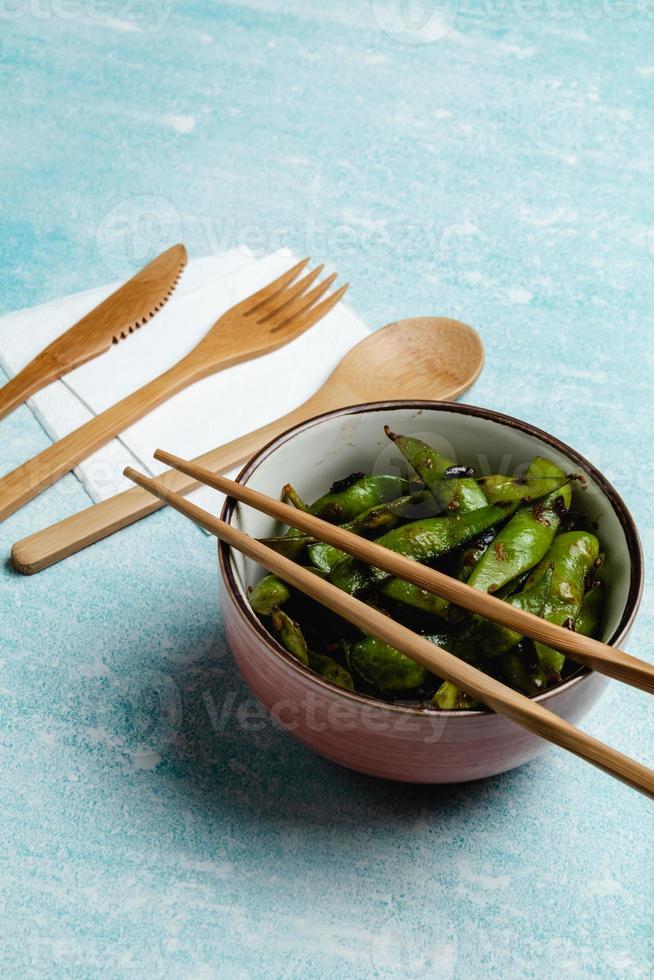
xmin=255 ymin=264 xmax=324 ymax=322
xmin=242 ymin=257 xmax=310 ymax=315
xmin=264 ymin=272 xmax=338 ymax=329
xmin=271 ymin=282 xmax=349 ymax=339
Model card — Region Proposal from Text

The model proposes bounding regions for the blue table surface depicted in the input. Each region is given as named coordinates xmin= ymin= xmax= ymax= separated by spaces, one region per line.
xmin=1 ymin=2 xmax=653 ymax=976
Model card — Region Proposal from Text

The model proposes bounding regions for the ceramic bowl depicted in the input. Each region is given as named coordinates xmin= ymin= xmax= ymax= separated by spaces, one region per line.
xmin=218 ymin=402 xmax=643 ymax=783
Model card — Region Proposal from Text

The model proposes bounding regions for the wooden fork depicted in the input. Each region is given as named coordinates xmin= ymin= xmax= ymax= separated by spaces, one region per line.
xmin=0 ymin=259 xmax=347 ymax=523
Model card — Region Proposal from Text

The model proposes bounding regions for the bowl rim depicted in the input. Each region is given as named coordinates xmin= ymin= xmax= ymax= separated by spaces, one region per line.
xmin=219 ymin=399 xmax=644 ymax=718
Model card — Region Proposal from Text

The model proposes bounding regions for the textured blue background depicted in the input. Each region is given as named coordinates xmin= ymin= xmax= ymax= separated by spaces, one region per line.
xmin=1 ymin=2 xmax=653 ymax=976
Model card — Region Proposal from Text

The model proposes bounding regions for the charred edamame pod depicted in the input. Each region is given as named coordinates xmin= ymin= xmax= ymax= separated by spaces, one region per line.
xmin=261 ymin=490 xmax=436 ymax=568
xmin=307 ymin=490 xmax=436 ymax=572
xmin=329 ymin=501 xmax=518 ymax=596
xmin=249 ymin=574 xmax=292 ymax=616
xmin=310 ymin=653 xmax=355 ymax=691
xmin=271 ymin=609 xmax=310 ymax=666
xmin=466 ymin=482 xmax=572 ymax=596
xmin=379 ymin=576 xmax=450 ymax=619
xmin=385 ymin=427 xmax=487 ymax=513
xmin=477 ymin=456 xmax=569 ymax=505
xmin=499 ymin=650 xmax=549 ymax=696
xmin=575 ymin=579 xmax=605 ymax=638
xmin=524 ymin=530 xmax=600 ymax=676
xmin=432 ymin=681 xmax=480 ymax=710
xmin=307 ymin=473 xmax=413 ymax=524
xmin=283 ymin=483 xmax=310 ymax=511
xmin=466 ymin=565 xmax=554 ymax=658
xmin=347 ymin=635 xmax=432 ymax=691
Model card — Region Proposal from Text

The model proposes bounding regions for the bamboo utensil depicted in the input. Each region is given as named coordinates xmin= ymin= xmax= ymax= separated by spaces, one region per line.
xmin=123 ymin=459 xmax=654 ymax=799
xmin=11 ymin=317 xmax=483 ymax=573
xmin=0 ymin=244 xmax=188 ymax=421
xmin=0 ymin=258 xmax=346 ymax=524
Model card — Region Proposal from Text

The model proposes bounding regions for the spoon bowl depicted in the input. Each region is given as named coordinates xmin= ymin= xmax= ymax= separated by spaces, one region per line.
xmin=309 ymin=316 xmax=484 ymax=412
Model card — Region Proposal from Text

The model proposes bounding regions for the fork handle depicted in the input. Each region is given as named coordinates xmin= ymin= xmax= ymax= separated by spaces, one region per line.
xmin=0 ymin=357 xmax=200 ymax=523
xmin=11 ymin=393 xmax=333 ymax=573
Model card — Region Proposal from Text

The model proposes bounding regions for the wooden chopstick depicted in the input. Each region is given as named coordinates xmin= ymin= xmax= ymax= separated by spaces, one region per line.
xmin=123 ymin=463 xmax=654 ymax=798
xmin=152 ymin=449 xmax=654 ymax=697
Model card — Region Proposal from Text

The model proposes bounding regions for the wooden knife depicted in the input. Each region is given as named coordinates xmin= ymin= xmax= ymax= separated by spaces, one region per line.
xmin=0 ymin=243 xmax=187 ymax=422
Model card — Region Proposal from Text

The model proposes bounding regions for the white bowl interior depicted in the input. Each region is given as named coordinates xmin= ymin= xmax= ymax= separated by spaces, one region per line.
xmin=226 ymin=405 xmax=637 ymax=647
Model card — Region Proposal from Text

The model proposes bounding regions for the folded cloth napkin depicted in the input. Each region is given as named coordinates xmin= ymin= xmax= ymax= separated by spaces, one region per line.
xmin=0 ymin=250 xmax=369 ymax=516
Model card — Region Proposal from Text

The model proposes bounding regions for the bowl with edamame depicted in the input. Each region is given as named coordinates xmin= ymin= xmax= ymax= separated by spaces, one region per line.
xmin=218 ymin=402 xmax=643 ymax=783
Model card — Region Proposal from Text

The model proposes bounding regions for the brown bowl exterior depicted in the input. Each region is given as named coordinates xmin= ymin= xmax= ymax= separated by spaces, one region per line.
xmin=218 ymin=401 xmax=643 ymax=783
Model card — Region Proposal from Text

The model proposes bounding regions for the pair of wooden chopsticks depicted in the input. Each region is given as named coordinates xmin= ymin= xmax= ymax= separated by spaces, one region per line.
xmin=125 ymin=452 xmax=654 ymax=799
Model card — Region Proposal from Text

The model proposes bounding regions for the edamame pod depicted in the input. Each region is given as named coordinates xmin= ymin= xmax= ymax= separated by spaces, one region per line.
xmin=348 ymin=635 xmax=433 ymax=691
xmin=525 ymin=530 xmax=600 ymax=675
xmin=385 ymin=427 xmax=487 ymax=513
xmin=262 ymin=490 xmax=436 ymax=568
xmin=454 ymin=528 xmax=497 ymax=582
xmin=283 ymin=483 xmax=309 ymax=511
xmin=470 ymin=566 xmax=554 ymax=658
xmin=249 ymin=568 xmax=326 ymax=615
xmin=478 ymin=457 xmax=568 ymax=505
xmin=307 ymin=542 xmax=347 ymax=574
xmin=466 ymin=483 xmax=572 ymax=596
xmin=249 ymin=574 xmax=292 ymax=616
xmin=271 ymin=609 xmax=310 ymax=666
xmin=307 ymin=474 xmax=412 ymax=524
xmin=432 ymin=681 xmax=480 ymax=710
xmin=330 ymin=501 xmax=518 ymax=596
xmin=381 ymin=526 xmax=496 ymax=623
xmin=379 ymin=576 xmax=450 ymax=619
xmin=310 ymin=653 xmax=354 ymax=691
xmin=575 ymin=580 xmax=605 ymax=638
xmin=499 ymin=651 xmax=549 ymax=696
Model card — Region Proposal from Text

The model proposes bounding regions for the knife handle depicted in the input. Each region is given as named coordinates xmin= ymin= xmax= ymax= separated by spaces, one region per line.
xmin=0 ymin=356 xmax=61 ymax=422
xmin=11 ymin=394 xmax=328 ymax=574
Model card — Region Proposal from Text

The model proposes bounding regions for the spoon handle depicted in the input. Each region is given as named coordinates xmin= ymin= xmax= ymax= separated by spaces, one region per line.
xmin=10 ymin=393 xmax=334 ymax=574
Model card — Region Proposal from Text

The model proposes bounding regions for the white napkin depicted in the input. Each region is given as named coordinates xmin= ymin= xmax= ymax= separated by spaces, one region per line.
xmin=0 ymin=250 xmax=369 ymax=516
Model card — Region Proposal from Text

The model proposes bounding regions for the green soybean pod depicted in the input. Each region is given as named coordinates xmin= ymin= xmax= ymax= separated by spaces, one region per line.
xmin=310 ymin=653 xmax=355 ymax=691
xmin=379 ymin=576 xmax=450 ymax=619
xmin=525 ymin=530 xmax=600 ymax=676
xmin=307 ymin=474 xmax=412 ymax=524
xmin=575 ymin=580 xmax=605 ymax=638
xmin=305 ymin=491 xmax=437 ymax=573
xmin=329 ymin=500 xmax=518 ymax=596
xmin=499 ymin=651 xmax=549 ymax=696
xmin=348 ymin=635 xmax=431 ymax=691
xmin=466 ymin=483 xmax=572 ymax=596
xmin=432 ymin=681 xmax=480 ymax=710
xmin=249 ymin=574 xmax=292 ymax=616
xmin=385 ymin=427 xmax=488 ymax=513
xmin=478 ymin=456 xmax=568 ymax=505
xmin=454 ymin=528 xmax=497 ymax=583
xmin=283 ymin=483 xmax=310 ymax=512
xmin=469 ymin=566 xmax=554 ymax=658
xmin=271 ymin=609 xmax=310 ymax=666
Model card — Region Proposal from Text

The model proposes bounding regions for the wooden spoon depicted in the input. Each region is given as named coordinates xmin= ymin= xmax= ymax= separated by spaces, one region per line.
xmin=11 ymin=316 xmax=483 ymax=574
